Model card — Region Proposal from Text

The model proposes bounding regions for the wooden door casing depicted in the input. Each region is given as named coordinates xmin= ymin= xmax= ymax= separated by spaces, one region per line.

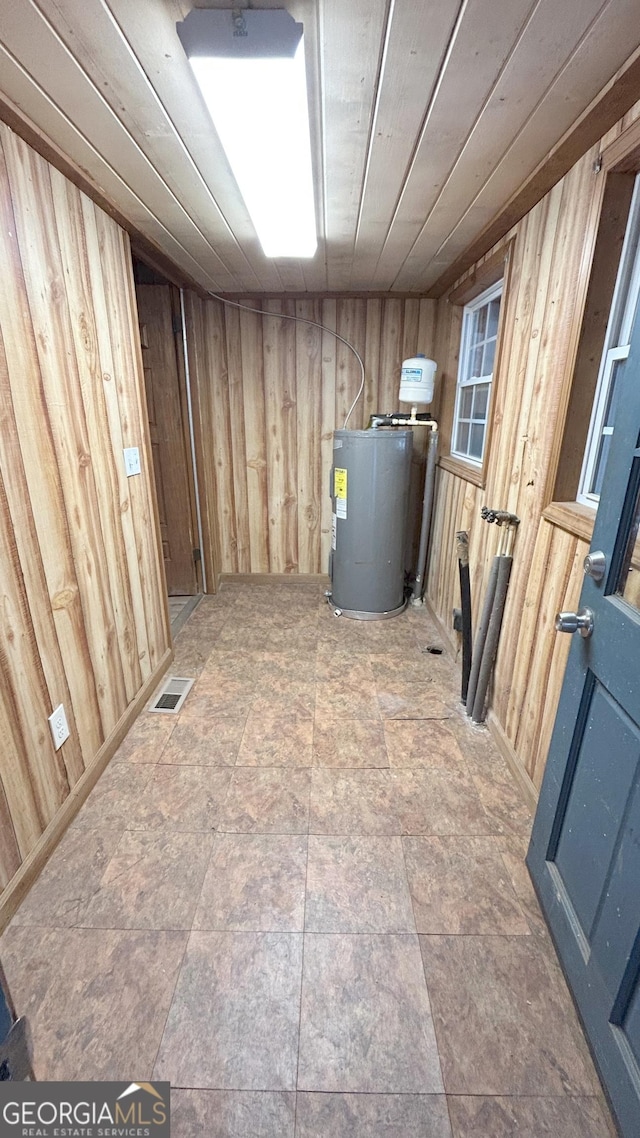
xmin=137 ymin=284 xmax=198 ymax=596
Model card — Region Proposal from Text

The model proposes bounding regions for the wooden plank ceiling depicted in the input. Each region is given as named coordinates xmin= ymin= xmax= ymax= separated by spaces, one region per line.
xmin=0 ymin=0 xmax=639 ymax=295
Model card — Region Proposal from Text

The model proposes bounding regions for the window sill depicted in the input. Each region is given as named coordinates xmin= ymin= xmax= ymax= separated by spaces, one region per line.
xmin=543 ymin=501 xmax=596 ymax=542
xmin=439 ymin=453 xmax=486 ymax=488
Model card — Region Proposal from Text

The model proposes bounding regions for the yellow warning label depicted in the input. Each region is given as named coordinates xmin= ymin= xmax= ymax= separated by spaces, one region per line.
xmin=334 ymin=468 xmax=347 ymax=499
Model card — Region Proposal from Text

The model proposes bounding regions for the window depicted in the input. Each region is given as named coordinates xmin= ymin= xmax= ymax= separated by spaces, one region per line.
xmin=578 ymin=173 xmax=640 ymax=506
xmin=452 ymin=281 xmax=503 ymax=465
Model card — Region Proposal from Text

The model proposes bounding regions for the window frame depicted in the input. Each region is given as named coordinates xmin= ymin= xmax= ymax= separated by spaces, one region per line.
xmin=577 ymin=172 xmax=640 ymax=507
xmin=451 ymin=280 xmax=504 ymax=468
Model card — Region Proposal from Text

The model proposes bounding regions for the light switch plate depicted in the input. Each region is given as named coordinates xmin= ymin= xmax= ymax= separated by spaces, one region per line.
xmin=123 ymin=447 xmax=141 ymax=476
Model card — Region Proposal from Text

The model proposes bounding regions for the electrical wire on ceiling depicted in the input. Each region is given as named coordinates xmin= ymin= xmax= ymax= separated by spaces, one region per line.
xmin=207 ymin=291 xmax=366 ymax=428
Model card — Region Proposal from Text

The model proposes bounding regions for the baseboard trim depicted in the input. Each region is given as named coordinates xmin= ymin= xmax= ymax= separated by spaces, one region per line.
xmin=0 ymin=646 xmax=174 ymax=933
xmin=486 ymin=708 xmax=539 ymax=812
xmin=423 ymin=595 xmax=459 ymax=658
xmin=220 ymin=573 xmax=330 ymax=587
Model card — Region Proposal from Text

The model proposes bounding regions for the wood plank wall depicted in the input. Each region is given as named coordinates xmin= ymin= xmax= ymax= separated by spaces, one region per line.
xmin=184 ymin=295 xmax=436 ymax=579
xmin=0 ymin=123 xmax=169 ymax=905
xmin=426 ymin=101 xmax=640 ymax=793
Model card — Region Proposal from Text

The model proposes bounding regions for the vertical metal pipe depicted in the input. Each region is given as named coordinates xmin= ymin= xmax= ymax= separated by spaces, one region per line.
xmin=456 ymin=530 xmax=472 ymax=704
xmin=471 ymin=555 xmax=513 ymax=723
xmin=465 ymin=556 xmax=499 ymax=715
xmin=410 ymin=427 xmax=439 ymax=603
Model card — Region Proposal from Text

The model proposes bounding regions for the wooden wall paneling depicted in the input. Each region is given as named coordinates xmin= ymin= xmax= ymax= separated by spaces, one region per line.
xmin=0 ymin=128 xmax=103 ymax=761
xmin=527 ymin=535 xmax=589 ymax=788
xmin=493 ymin=154 xmax=597 ymax=722
xmin=0 ymin=468 xmax=71 ymax=844
xmin=0 ymin=667 xmax=44 ymax=859
xmin=0 ymin=775 xmax=20 ymax=891
xmin=264 ymin=300 xmax=298 ymax=573
xmin=4 ymin=131 xmax=130 ymax=735
xmin=205 ymin=298 xmax=237 ymax=573
xmin=513 ymin=525 xmax=574 ymax=772
xmin=320 ymin=299 xmax=337 ymax=573
xmin=182 ymin=292 xmax=222 ymax=590
xmin=377 ymin=299 xmax=404 ymax=415
xmin=434 ymin=302 xmax=463 ymax=458
xmin=81 ymin=199 xmax=157 ymax=670
xmin=296 ymin=300 xmax=323 ymax=575
xmin=224 ymin=303 xmax=251 ymax=573
xmin=109 ymin=221 xmax=171 ymax=667
xmin=363 ymin=298 xmax=382 ymax=426
xmin=239 ymin=305 xmax=269 ymax=574
xmin=53 ymin=171 xmax=143 ymax=704
xmin=0 ymin=323 xmax=85 ymax=791
xmin=485 ymin=186 xmax=564 ymax=723
xmin=335 ymin=299 xmax=367 ymax=428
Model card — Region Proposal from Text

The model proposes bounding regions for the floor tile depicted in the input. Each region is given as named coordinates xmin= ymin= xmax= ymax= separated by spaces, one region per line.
xmin=312 ymin=719 xmax=388 ymax=767
xmin=9 ymin=828 xmax=121 ymax=928
xmin=295 ymin=1092 xmax=452 ymax=1137
xmin=309 ymin=770 xmax=398 ymax=834
xmin=154 ymin=931 xmax=302 ymax=1090
xmin=255 ymin=651 xmax=319 ymax=683
xmin=171 ymin=1090 xmax=295 ymax=1138
xmin=315 ymin=681 xmax=380 ymax=719
xmin=369 ymin=652 xmax=443 ymax=682
xmin=113 ymin=712 xmax=175 ymax=763
xmin=467 ymin=756 xmax=534 ymax=839
xmin=315 ymin=657 xmax=375 ymax=684
xmin=305 ymin=836 xmax=415 ymax=932
xmin=384 ymin=719 xmax=464 ymax=768
xmin=446 ymin=1095 xmax=613 ymax=1137
xmin=403 ymin=837 xmax=530 ymax=934
xmin=159 ymin=718 xmax=245 ymax=766
xmin=131 ymin=766 xmax=233 ymax=831
xmin=0 ymin=925 xmax=186 ymax=1080
xmin=251 ymin=680 xmax=317 ymax=718
xmin=222 ymin=768 xmax=311 ymax=833
xmin=193 ymin=834 xmax=307 ymax=931
xmin=72 ymin=763 xmax=154 ymax=830
xmin=298 ymin=933 xmax=443 ymax=1093
xmin=420 ymin=935 xmax=600 ymax=1096
xmin=499 ymin=835 xmax=548 ymax=939
xmin=376 ymin=682 xmax=451 ymax=719
xmin=180 ymin=682 xmax=255 ymax=720
xmin=391 ymin=768 xmax=491 ymax=835
xmin=80 ymin=830 xmax=213 ymax=930
xmin=239 ymin=714 xmax=313 ymax=766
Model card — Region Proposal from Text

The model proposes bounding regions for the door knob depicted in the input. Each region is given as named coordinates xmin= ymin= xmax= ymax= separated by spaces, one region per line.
xmin=555 ymin=608 xmax=594 ymax=638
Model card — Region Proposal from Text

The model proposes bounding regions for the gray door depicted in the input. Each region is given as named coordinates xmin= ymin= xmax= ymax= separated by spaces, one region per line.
xmin=527 ymin=302 xmax=640 ymax=1136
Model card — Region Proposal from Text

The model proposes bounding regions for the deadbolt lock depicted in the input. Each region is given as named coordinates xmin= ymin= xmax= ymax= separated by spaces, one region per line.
xmin=555 ymin=608 xmax=594 ymax=638
xmin=583 ymin=550 xmax=606 ymax=582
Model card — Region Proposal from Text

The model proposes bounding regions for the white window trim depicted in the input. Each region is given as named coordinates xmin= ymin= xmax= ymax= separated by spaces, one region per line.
xmin=577 ymin=173 xmax=640 ymax=507
xmin=451 ymin=280 xmax=503 ymax=468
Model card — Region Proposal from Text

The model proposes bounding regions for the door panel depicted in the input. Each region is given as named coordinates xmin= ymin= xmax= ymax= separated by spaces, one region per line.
xmin=527 ymin=295 xmax=640 ymax=1136
xmin=136 ymin=284 xmax=197 ymax=596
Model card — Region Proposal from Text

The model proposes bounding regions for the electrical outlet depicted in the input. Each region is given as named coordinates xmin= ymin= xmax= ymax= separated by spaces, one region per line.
xmin=123 ymin=446 xmax=141 ymax=477
xmin=48 ymin=703 xmax=70 ymax=750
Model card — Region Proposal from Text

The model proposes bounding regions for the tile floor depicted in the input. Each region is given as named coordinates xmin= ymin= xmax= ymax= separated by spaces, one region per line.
xmin=0 ymin=583 xmax=617 ymax=1136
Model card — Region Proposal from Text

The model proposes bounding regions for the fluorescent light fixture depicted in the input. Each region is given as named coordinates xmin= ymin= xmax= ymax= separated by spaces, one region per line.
xmin=177 ymin=8 xmax=317 ymax=259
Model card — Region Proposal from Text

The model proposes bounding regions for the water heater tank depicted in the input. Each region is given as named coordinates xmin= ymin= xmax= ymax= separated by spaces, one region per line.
xmin=329 ymin=429 xmax=413 ymax=619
